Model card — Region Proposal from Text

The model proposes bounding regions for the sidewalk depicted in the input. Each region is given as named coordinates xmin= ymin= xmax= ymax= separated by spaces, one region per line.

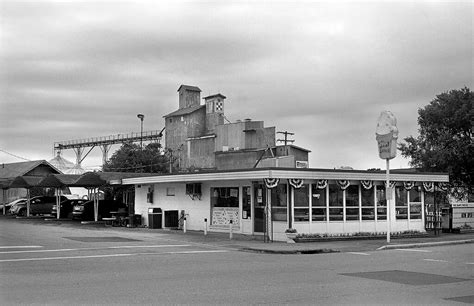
xmin=5 ymin=215 xmax=474 ymax=254
xmin=155 ymin=229 xmax=474 ymax=254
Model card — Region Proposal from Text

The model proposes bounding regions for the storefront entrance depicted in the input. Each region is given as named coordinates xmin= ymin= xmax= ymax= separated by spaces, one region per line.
xmin=253 ymin=183 xmax=266 ymax=233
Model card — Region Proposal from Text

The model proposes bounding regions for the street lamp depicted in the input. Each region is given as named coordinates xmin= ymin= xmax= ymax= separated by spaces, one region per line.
xmin=137 ymin=114 xmax=144 ymax=148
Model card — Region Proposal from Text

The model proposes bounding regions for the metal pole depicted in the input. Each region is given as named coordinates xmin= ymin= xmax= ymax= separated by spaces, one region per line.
xmin=140 ymin=119 xmax=143 ymax=149
xmin=386 ymin=159 xmax=391 ymax=243
xmin=2 ymin=189 xmax=5 ymax=215
xmin=204 ymin=218 xmax=207 ymax=236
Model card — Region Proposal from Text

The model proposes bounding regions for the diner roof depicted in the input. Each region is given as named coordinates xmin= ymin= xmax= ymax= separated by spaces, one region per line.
xmin=121 ymin=167 xmax=449 ymax=185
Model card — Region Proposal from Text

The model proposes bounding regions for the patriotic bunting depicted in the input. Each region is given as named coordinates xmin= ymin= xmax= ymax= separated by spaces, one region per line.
xmin=289 ymin=178 xmax=304 ymax=189
xmin=264 ymin=178 xmax=279 ymax=189
xmin=437 ymin=182 xmax=449 ymax=191
xmin=423 ymin=182 xmax=434 ymax=193
xmin=336 ymin=180 xmax=350 ymax=190
xmin=361 ymin=180 xmax=373 ymax=190
xmin=316 ymin=180 xmax=327 ymax=189
xmin=403 ymin=181 xmax=415 ymax=190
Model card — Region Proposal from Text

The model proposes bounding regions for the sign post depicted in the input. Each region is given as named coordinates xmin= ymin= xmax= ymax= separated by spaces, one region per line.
xmin=376 ymin=111 xmax=398 ymax=243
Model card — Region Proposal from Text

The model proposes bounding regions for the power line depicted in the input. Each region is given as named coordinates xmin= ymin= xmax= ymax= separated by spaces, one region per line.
xmin=0 ymin=149 xmax=31 ymax=161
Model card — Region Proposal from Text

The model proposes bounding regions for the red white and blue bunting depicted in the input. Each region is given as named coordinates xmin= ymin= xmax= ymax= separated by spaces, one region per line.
xmin=403 ymin=181 xmax=415 ymax=190
xmin=361 ymin=180 xmax=373 ymax=190
xmin=437 ymin=182 xmax=449 ymax=191
xmin=264 ymin=178 xmax=280 ymax=189
xmin=288 ymin=178 xmax=304 ymax=189
xmin=423 ymin=182 xmax=434 ymax=193
xmin=316 ymin=179 xmax=327 ymax=189
xmin=336 ymin=180 xmax=350 ymax=190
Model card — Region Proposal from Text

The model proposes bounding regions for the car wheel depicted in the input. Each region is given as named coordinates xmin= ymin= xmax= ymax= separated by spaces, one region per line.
xmin=18 ymin=209 xmax=27 ymax=217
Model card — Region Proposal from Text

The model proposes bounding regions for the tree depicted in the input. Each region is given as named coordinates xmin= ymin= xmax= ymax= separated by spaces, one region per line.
xmin=103 ymin=142 xmax=169 ymax=173
xmin=399 ymin=87 xmax=473 ymax=196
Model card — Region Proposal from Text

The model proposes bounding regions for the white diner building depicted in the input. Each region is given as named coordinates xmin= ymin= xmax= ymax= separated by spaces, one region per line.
xmin=123 ymin=167 xmax=449 ymax=241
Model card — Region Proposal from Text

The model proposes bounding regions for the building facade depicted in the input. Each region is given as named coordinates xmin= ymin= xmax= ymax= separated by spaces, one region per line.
xmin=163 ymin=85 xmax=308 ymax=171
xmin=124 ymin=168 xmax=449 ymax=241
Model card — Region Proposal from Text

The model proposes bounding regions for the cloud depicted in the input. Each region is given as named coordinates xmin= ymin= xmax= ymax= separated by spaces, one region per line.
xmin=0 ymin=1 xmax=471 ymax=169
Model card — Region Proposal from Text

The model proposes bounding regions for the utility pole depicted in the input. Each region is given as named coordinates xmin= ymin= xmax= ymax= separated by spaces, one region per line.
xmin=277 ymin=131 xmax=295 ymax=155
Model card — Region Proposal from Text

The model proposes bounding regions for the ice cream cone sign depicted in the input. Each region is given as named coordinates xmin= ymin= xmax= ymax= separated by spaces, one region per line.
xmin=376 ymin=111 xmax=398 ymax=160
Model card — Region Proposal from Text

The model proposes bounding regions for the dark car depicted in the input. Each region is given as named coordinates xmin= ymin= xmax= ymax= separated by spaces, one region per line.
xmin=72 ymin=200 xmax=127 ymax=221
xmin=11 ymin=195 xmax=69 ymax=216
xmin=51 ymin=199 xmax=89 ymax=219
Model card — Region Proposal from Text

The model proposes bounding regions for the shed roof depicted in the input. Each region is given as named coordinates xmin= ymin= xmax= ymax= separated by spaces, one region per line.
xmin=163 ymin=105 xmax=205 ymax=118
xmin=177 ymin=85 xmax=201 ymax=92
xmin=203 ymin=93 xmax=227 ymax=100
xmin=36 ymin=174 xmax=82 ymax=187
xmin=0 ymin=160 xmax=61 ymax=179
xmin=9 ymin=176 xmax=43 ymax=188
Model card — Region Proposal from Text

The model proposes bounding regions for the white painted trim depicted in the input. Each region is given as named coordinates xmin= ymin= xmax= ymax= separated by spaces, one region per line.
xmin=122 ymin=169 xmax=449 ymax=185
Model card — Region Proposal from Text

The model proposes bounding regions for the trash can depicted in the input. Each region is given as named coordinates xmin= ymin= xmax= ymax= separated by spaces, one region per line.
xmin=148 ymin=208 xmax=162 ymax=229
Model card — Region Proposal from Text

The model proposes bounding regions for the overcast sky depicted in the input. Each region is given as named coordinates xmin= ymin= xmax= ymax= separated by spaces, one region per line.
xmin=0 ymin=0 xmax=472 ymax=171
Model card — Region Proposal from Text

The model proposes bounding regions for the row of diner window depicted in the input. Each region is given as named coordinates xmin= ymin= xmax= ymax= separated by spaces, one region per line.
xmin=256 ymin=183 xmax=424 ymax=222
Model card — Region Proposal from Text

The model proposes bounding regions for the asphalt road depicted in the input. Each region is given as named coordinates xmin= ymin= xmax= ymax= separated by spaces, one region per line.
xmin=1 ymin=218 xmax=473 ymax=305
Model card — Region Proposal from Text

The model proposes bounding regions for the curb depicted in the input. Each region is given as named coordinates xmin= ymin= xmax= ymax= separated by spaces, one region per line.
xmin=239 ymin=247 xmax=340 ymax=255
xmin=377 ymin=239 xmax=474 ymax=250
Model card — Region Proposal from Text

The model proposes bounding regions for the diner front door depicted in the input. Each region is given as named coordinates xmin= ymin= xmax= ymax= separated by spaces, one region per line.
xmin=253 ymin=183 xmax=266 ymax=233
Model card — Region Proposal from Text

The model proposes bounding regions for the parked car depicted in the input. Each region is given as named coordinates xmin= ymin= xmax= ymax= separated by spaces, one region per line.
xmin=10 ymin=196 xmax=69 ymax=216
xmin=51 ymin=199 xmax=89 ymax=219
xmin=1 ymin=198 xmax=26 ymax=213
xmin=72 ymin=200 xmax=127 ymax=221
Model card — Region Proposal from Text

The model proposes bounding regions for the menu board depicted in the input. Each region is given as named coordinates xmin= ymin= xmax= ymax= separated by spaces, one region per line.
xmin=212 ymin=207 xmax=239 ymax=227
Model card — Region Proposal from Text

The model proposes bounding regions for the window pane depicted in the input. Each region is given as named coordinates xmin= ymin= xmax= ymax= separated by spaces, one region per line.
xmin=294 ymin=185 xmax=309 ymax=207
xmin=311 ymin=186 xmax=326 ymax=207
xmin=254 ymin=183 xmax=266 ymax=206
xmin=396 ymin=207 xmax=408 ymax=219
xmin=361 ymin=188 xmax=374 ymax=207
xmin=312 ymin=208 xmax=326 ymax=221
xmin=395 ymin=187 xmax=407 ymax=206
xmin=409 ymin=188 xmax=421 ymax=202
xmin=410 ymin=204 xmax=421 ymax=219
xmin=345 ymin=185 xmax=359 ymax=207
xmin=272 ymin=207 xmax=287 ymax=221
xmin=362 ymin=208 xmax=375 ymax=220
xmin=377 ymin=207 xmax=387 ymax=220
xmin=211 ymin=187 xmax=239 ymax=207
xmin=329 ymin=207 xmax=343 ymax=221
xmin=271 ymin=184 xmax=287 ymax=207
xmin=329 ymin=185 xmax=343 ymax=207
xmin=346 ymin=208 xmax=359 ymax=221
xmin=242 ymin=186 xmax=251 ymax=219
xmin=376 ymin=186 xmax=386 ymax=207
xmin=294 ymin=208 xmax=309 ymax=222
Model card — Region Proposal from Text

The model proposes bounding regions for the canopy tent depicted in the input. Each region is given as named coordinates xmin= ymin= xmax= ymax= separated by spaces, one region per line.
xmin=8 ymin=176 xmax=44 ymax=217
xmin=36 ymin=174 xmax=83 ymax=219
xmin=3 ymin=171 xmax=151 ymax=220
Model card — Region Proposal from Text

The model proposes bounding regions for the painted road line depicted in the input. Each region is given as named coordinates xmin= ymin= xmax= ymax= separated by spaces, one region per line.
xmin=160 ymin=250 xmax=230 ymax=255
xmin=423 ymin=259 xmax=449 ymax=263
xmin=0 ymin=250 xmax=230 ymax=263
xmin=0 ymin=253 xmax=135 ymax=263
xmin=0 ymin=246 xmax=43 ymax=249
xmin=465 ymin=262 xmax=474 ymax=265
xmin=395 ymin=249 xmax=432 ymax=252
xmin=348 ymin=252 xmax=371 ymax=256
xmin=0 ymin=245 xmax=192 ymax=254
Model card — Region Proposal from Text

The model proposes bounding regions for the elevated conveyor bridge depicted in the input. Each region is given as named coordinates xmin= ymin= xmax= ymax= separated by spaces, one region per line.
xmin=54 ymin=128 xmax=164 ymax=167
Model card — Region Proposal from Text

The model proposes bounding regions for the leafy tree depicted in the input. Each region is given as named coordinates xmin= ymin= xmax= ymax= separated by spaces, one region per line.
xmin=103 ymin=142 xmax=169 ymax=173
xmin=399 ymin=87 xmax=473 ymax=196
